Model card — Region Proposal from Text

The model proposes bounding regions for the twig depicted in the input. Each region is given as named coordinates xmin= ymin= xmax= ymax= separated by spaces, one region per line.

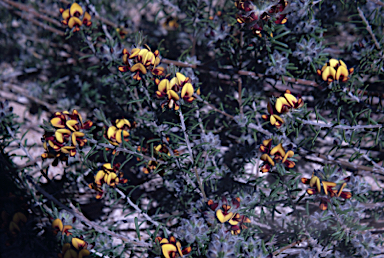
xmin=357 ymin=7 xmax=381 ymax=50
xmin=368 ymin=0 xmax=384 ymax=8
xmin=195 ymin=95 xmax=234 ymax=120
xmin=1 ymin=82 xmax=56 ymax=110
xmin=296 ymin=118 xmax=382 ymax=130
xmin=354 ymin=147 xmax=384 ymax=173
xmin=87 ymin=138 xmax=164 ymax=164
xmin=272 ymin=237 xmax=307 ymax=256
xmin=237 ymin=77 xmax=243 ymax=116
xmin=115 ymin=188 xmax=171 ymax=235
xmin=11 ymin=10 xmax=65 ymax=36
xmin=178 ymin=108 xmax=207 ymax=202
xmin=2 ymin=0 xmax=62 ymax=27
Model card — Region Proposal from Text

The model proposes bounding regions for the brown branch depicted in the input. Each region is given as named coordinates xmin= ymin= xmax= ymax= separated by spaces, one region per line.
xmin=357 ymin=7 xmax=381 ymax=50
xmin=272 ymin=237 xmax=307 ymax=256
xmin=195 ymin=95 xmax=235 ymax=120
xmin=11 ymin=10 xmax=65 ymax=36
xmin=1 ymin=82 xmax=56 ymax=110
xmin=238 ymin=77 xmax=243 ymax=116
xmin=24 ymin=174 xmax=150 ymax=247
xmin=368 ymin=0 xmax=384 ymax=7
xmin=2 ymin=0 xmax=62 ymax=27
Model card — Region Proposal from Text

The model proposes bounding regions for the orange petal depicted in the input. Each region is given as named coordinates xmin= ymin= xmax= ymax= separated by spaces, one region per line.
xmin=319 ymin=200 xmax=328 ymax=210
xmin=62 ymin=225 xmax=72 ymax=236
xmin=339 ymin=191 xmax=352 ymax=199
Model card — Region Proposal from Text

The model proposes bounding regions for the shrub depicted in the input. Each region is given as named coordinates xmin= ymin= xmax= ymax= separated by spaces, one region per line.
xmin=1 ymin=0 xmax=384 ymax=257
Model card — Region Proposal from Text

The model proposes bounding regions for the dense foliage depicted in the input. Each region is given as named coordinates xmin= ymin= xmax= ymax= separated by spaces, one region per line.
xmin=1 ymin=0 xmax=384 ymax=257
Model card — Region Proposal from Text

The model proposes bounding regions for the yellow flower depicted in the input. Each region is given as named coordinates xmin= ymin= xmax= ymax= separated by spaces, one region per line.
xmin=301 ymin=172 xmax=352 ymax=210
xmin=42 ymin=110 xmax=92 ymax=165
xmin=259 ymin=141 xmax=295 ymax=172
xmin=156 ymin=236 xmax=191 ymax=258
xmin=317 ymin=58 xmax=354 ymax=83
xmin=60 ymin=3 xmax=92 ymax=32
xmin=119 ymin=45 xmax=164 ymax=79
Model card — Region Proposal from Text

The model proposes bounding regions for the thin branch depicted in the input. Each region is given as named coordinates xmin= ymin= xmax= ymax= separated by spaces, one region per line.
xmin=1 ymin=82 xmax=56 ymax=110
xmin=178 ymin=108 xmax=207 ymax=202
xmin=237 ymin=77 xmax=243 ymax=116
xmin=368 ymin=0 xmax=384 ymax=8
xmin=115 ymin=188 xmax=171 ymax=235
xmin=272 ymin=237 xmax=307 ymax=256
xmin=296 ymin=118 xmax=382 ymax=130
xmin=12 ymin=10 xmax=65 ymax=36
xmin=354 ymin=147 xmax=384 ymax=173
xmin=23 ymin=174 xmax=150 ymax=247
xmin=87 ymin=138 xmax=164 ymax=164
xmin=195 ymin=95 xmax=234 ymax=120
xmin=357 ymin=7 xmax=381 ymax=50
xmin=2 ymin=0 xmax=62 ymax=27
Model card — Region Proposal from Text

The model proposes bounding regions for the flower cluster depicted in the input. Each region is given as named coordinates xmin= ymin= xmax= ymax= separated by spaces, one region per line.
xmin=52 ymin=218 xmax=72 ymax=236
xmin=58 ymin=238 xmax=90 ymax=258
xmin=41 ymin=110 xmax=93 ymax=166
xmin=88 ymin=163 xmax=127 ymax=199
xmin=301 ymin=172 xmax=352 ymax=210
xmin=155 ymin=72 xmax=195 ymax=110
xmin=262 ymin=89 xmax=304 ymax=128
xmin=317 ymin=58 xmax=354 ymax=83
xmin=118 ymin=45 xmax=165 ymax=80
xmin=60 ymin=3 xmax=92 ymax=32
xmin=155 ymin=236 xmax=191 ymax=258
xmin=3 ymin=212 xmax=27 ymax=238
xmin=235 ymin=0 xmax=288 ymax=36
xmin=137 ymin=140 xmax=178 ymax=175
xmin=104 ymin=118 xmax=135 ymax=150
xmin=259 ymin=140 xmax=295 ymax=172
xmin=207 ymin=197 xmax=251 ymax=235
